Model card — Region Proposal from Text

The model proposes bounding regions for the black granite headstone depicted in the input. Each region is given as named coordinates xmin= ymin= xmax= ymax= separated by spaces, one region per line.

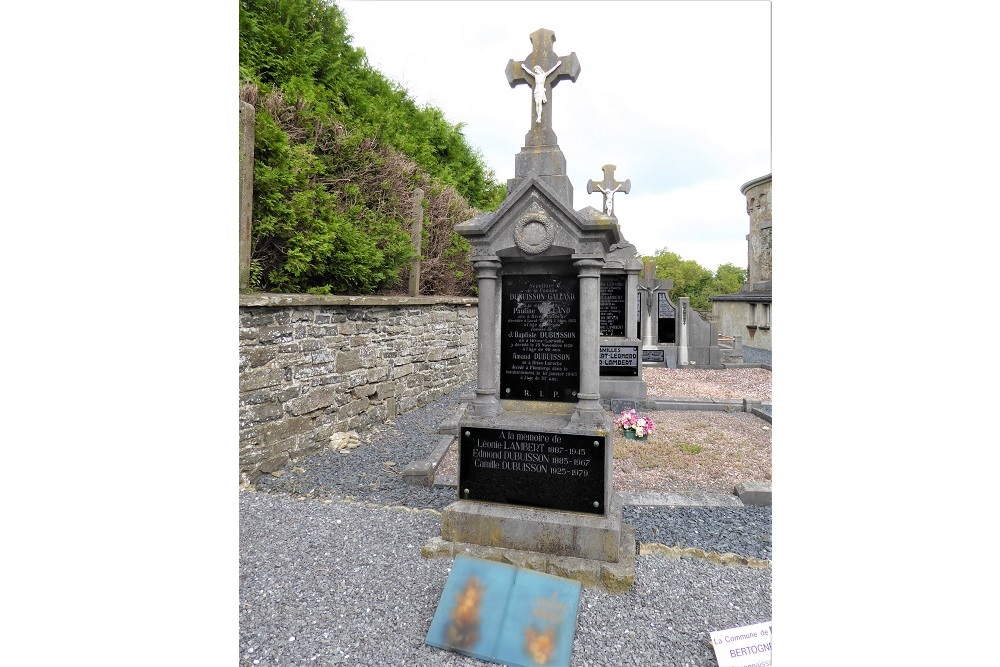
xmin=657 ymin=293 xmax=676 ymax=344
xmin=599 ymin=274 xmax=627 ymax=337
xmin=458 ymin=427 xmax=606 ymax=515
xmin=501 ymin=274 xmax=580 ymax=402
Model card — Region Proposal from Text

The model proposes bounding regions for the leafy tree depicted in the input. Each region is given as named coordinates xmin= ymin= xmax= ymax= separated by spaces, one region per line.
xmin=239 ymin=0 xmax=504 ymax=294
xmin=712 ymin=263 xmax=747 ymax=296
xmin=647 ymin=249 xmax=747 ymax=311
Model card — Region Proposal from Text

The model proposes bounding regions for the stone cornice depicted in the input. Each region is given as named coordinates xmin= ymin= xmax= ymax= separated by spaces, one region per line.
xmin=739 ymin=173 xmax=772 ymax=195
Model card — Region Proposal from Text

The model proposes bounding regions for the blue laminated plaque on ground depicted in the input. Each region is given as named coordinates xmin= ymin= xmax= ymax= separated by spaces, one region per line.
xmin=425 ymin=556 xmax=582 ymax=667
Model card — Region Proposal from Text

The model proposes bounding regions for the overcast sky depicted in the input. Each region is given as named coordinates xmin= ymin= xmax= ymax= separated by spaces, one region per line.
xmin=337 ymin=0 xmax=770 ymax=272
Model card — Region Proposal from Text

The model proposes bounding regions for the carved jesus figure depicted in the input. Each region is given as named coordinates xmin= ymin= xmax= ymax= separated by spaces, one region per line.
xmin=595 ymin=183 xmax=622 ymax=215
xmin=521 ymin=61 xmax=562 ymax=123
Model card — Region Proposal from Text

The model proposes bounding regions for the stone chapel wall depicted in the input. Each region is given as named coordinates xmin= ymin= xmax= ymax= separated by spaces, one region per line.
xmin=239 ymin=294 xmax=477 ymax=482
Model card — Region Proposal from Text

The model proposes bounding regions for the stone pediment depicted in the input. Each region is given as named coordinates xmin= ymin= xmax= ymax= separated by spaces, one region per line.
xmin=456 ymin=175 xmax=625 ymax=260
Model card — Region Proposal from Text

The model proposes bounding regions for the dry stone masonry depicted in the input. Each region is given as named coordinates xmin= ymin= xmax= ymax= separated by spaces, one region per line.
xmin=239 ymin=294 xmax=477 ymax=483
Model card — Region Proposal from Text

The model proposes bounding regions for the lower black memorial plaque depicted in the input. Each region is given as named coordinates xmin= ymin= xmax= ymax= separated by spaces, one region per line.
xmin=458 ymin=427 xmax=606 ymax=515
xmin=599 ymin=345 xmax=639 ymax=376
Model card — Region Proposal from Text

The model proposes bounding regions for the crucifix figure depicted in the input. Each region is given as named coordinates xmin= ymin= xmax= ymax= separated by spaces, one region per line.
xmin=505 ymin=29 xmax=581 ymax=143
xmin=587 ymin=164 xmax=631 ymax=217
xmin=522 ymin=61 xmax=562 ymax=123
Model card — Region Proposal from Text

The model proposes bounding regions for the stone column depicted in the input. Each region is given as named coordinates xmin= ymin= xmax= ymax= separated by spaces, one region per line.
xmin=239 ymin=101 xmax=255 ymax=292
xmin=572 ymin=258 xmax=605 ymax=424
xmin=470 ymin=259 xmax=502 ymax=417
xmin=678 ymin=297 xmax=690 ymax=366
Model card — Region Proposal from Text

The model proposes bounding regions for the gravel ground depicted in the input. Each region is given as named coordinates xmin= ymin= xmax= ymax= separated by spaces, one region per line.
xmin=241 ymin=492 xmax=771 ymax=667
xmin=245 ymin=371 xmax=772 ymax=666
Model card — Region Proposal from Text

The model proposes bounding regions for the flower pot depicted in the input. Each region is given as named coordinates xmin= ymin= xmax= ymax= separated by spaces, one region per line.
xmin=624 ymin=430 xmax=646 ymax=441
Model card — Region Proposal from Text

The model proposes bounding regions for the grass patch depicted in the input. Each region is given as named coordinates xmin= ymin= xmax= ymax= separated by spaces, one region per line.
xmin=678 ymin=443 xmax=703 ymax=455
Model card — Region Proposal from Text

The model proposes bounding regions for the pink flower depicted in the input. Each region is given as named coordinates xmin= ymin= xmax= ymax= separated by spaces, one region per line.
xmin=614 ymin=409 xmax=655 ymax=436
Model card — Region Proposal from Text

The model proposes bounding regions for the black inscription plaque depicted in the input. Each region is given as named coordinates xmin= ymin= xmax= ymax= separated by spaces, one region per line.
xmin=657 ymin=293 xmax=676 ymax=344
xmin=599 ymin=345 xmax=639 ymax=376
xmin=458 ymin=427 xmax=606 ymax=515
xmin=599 ymin=274 xmax=627 ymax=337
xmin=642 ymin=349 xmax=665 ymax=363
xmin=501 ymin=274 xmax=579 ymax=402
xmin=657 ymin=292 xmax=676 ymax=317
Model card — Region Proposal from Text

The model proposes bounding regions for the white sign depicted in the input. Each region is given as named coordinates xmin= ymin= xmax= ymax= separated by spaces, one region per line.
xmin=710 ymin=621 xmax=772 ymax=667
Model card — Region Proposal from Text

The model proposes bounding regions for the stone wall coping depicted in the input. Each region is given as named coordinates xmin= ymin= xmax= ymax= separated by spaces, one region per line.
xmin=239 ymin=292 xmax=478 ymax=308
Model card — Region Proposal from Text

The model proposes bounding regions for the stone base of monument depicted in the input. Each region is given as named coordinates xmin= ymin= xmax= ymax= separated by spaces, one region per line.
xmin=442 ymin=494 xmax=628 ymax=562
xmin=423 ymin=507 xmax=636 ymax=593
xmin=598 ymin=377 xmax=649 ymax=399
xmin=425 ymin=407 xmax=637 ymax=592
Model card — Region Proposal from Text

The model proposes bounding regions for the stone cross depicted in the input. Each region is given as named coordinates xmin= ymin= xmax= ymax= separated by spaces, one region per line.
xmin=587 ymin=164 xmax=631 ymax=217
xmin=505 ymin=28 xmax=581 ymax=146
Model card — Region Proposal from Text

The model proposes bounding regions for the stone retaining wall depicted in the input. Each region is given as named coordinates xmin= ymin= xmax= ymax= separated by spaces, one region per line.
xmin=239 ymin=293 xmax=477 ymax=482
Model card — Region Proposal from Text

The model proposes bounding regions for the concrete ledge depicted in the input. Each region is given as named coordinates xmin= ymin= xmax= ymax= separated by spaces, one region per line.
xmin=619 ymin=491 xmax=744 ymax=507
xmin=423 ymin=524 xmax=636 ymax=592
xmin=646 ymin=397 xmax=744 ymax=412
xmin=640 ymin=542 xmax=769 ymax=569
xmin=401 ymin=460 xmax=435 ymax=486
xmin=735 ymin=481 xmax=772 ymax=506
xmin=436 ymin=403 xmax=468 ymax=435
xmin=403 ymin=435 xmax=456 ymax=487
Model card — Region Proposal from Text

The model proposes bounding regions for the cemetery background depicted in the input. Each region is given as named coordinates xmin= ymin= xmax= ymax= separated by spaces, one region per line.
xmin=12 ymin=2 xmax=999 ymax=665
xmin=239 ymin=3 xmax=772 ymax=664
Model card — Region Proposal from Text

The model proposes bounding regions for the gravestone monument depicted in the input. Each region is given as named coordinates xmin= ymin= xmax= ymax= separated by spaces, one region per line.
xmin=637 ymin=259 xmax=676 ymax=367
xmin=426 ymin=29 xmax=636 ymax=590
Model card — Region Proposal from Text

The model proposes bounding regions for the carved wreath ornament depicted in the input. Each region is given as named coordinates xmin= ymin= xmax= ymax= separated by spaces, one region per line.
xmin=513 ymin=206 xmax=555 ymax=254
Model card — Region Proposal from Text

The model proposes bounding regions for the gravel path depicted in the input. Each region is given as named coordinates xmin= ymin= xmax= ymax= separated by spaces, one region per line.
xmin=244 ymin=369 xmax=772 ymax=666
xmin=241 ymin=492 xmax=771 ymax=667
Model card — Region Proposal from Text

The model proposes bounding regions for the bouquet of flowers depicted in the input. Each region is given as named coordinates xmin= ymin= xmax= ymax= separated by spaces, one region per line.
xmin=613 ymin=408 xmax=655 ymax=438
